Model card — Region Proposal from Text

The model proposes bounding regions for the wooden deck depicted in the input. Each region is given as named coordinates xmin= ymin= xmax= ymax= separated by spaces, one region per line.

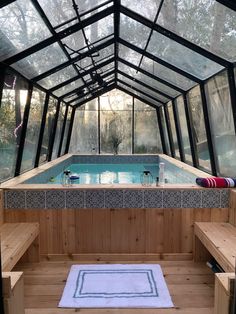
xmin=13 ymin=260 xmax=215 ymax=314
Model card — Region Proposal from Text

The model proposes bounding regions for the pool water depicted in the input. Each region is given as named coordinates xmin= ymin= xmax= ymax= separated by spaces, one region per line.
xmin=50 ymin=163 xmax=159 ymax=184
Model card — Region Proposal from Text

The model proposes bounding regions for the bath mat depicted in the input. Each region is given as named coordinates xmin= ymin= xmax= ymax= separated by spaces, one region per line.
xmin=59 ymin=264 xmax=174 ymax=308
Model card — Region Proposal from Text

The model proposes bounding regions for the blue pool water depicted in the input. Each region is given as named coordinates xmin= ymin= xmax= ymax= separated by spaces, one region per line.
xmin=50 ymin=163 xmax=159 ymax=184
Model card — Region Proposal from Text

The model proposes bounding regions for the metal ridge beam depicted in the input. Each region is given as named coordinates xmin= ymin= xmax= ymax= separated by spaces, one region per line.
xmin=114 ymin=0 xmax=120 ymax=85
xmin=120 ymin=5 xmax=231 ymax=68
xmin=33 ymin=38 xmax=115 ymax=82
xmin=3 ymin=6 xmax=114 ymax=65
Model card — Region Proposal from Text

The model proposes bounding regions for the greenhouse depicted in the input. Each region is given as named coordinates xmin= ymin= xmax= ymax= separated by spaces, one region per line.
xmin=0 ymin=0 xmax=236 ymax=313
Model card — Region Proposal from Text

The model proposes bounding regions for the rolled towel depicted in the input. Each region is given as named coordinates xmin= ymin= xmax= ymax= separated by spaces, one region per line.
xmin=196 ymin=177 xmax=236 ymax=188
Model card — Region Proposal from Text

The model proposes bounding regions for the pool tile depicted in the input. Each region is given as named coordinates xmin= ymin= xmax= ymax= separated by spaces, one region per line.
xmin=85 ymin=190 xmax=105 ymax=208
xmin=105 ymin=190 xmax=124 ymax=208
xmin=182 ymin=190 xmax=202 ymax=208
xmin=46 ymin=190 xmax=66 ymax=209
xmin=5 ymin=190 xmax=26 ymax=209
xmin=26 ymin=191 xmax=46 ymax=209
xmin=66 ymin=190 xmax=85 ymax=209
xmin=123 ymin=190 xmax=143 ymax=208
xmin=201 ymin=189 xmax=221 ymax=208
xmin=163 ymin=190 xmax=182 ymax=208
xmin=220 ymin=189 xmax=230 ymax=208
xmin=143 ymin=190 xmax=163 ymax=208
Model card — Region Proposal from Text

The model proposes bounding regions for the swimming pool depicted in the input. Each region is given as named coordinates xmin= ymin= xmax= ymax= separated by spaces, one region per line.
xmin=22 ymin=155 xmax=198 ymax=185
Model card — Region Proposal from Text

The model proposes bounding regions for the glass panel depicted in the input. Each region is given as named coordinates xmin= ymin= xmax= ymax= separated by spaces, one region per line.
xmin=38 ymin=66 xmax=78 ymax=90
xmin=167 ymin=102 xmax=180 ymax=158
xmin=52 ymin=103 xmax=66 ymax=159
xmin=147 ymin=31 xmax=223 ymax=80
xmin=61 ymin=107 xmax=72 ymax=156
xmin=0 ymin=0 xmax=50 ymax=62
xmin=69 ymin=100 xmax=98 ymax=154
xmin=121 ymin=0 xmax=161 ymax=21
xmin=118 ymin=62 xmax=179 ymax=97
xmin=12 ymin=43 xmax=68 ymax=79
xmin=175 ymin=96 xmax=192 ymax=164
xmin=206 ymin=71 xmax=236 ymax=176
xmin=120 ymin=14 xmax=151 ymax=49
xmin=117 ymin=82 xmax=161 ymax=107
xmin=100 ymin=89 xmax=132 ymax=154
xmin=39 ymin=97 xmax=57 ymax=165
xmin=160 ymin=106 xmax=171 ymax=155
xmin=158 ymin=0 xmax=236 ymax=62
xmin=188 ymin=86 xmax=211 ymax=172
xmin=119 ymin=44 xmax=141 ymax=66
xmin=134 ymin=99 xmax=162 ymax=154
xmin=118 ymin=73 xmax=169 ymax=103
xmin=0 ymin=70 xmax=28 ymax=182
xmin=21 ymin=88 xmax=46 ymax=173
xmin=141 ymin=56 xmax=195 ymax=90
xmin=53 ymin=78 xmax=84 ymax=98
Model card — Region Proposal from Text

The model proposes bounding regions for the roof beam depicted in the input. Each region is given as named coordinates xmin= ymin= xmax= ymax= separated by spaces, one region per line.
xmin=3 ymin=5 xmax=114 ymax=65
xmin=117 ymin=78 xmax=165 ymax=105
xmin=118 ymin=57 xmax=184 ymax=93
xmin=119 ymin=38 xmax=202 ymax=84
xmin=120 ymin=5 xmax=231 ymax=68
xmin=216 ymin=0 xmax=236 ymax=11
xmin=33 ymin=38 xmax=114 ymax=82
xmin=50 ymin=57 xmax=115 ymax=92
xmin=114 ymin=0 xmax=120 ymax=85
xmin=117 ymin=69 xmax=173 ymax=101
xmin=0 ymin=0 xmax=16 ymax=8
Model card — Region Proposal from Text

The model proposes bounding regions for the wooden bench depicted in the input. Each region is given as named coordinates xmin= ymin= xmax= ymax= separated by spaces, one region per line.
xmin=194 ymin=222 xmax=236 ymax=272
xmin=0 ymin=222 xmax=39 ymax=271
xmin=214 ymin=273 xmax=235 ymax=314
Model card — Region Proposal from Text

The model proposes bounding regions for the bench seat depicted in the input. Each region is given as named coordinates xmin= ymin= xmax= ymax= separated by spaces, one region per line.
xmin=0 ymin=222 xmax=39 ymax=271
xmin=194 ymin=222 xmax=236 ymax=272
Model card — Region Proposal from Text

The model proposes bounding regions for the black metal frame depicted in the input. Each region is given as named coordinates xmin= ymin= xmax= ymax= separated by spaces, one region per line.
xmin=57 ymin=105 xmax=68 ymax=157
xmin=156 ymin=107 xmax=167 ymax=154
xmin=172 ymin=100 xmax=185 ymax=162
xmin=48 ymin=100 xmax=60 ymax=161
xmin=163 ymin=104 xmax=175 ymax=158
xmin=65 ymin=106 xmax=76 ymax=154
xmin=131 ymin=95 xmax=134 ymax=154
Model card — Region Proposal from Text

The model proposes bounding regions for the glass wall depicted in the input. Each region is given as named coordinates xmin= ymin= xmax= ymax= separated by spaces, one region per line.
xmin=100 ymin=90 xmax=132 ymax=154
xmin=175 ymin=96 xmax=192 ymax=165
xmin=0 ymin=70 xmax=28 ymax=182
xmin=166 ymin=102 xmax=180 ymax=158
xmin=52 ymin=103 xmax=66 ymax=160
xmin=159 ymin=106 xmax=171 ymax=155
xmin=21 ymin=87 xmax=46 ymax=173
xmin=205 ymin=71 xmax=236 ymax=176
xmin=134 ymin=99 xmax=162 ymax=154
xmin=39 ymin=97 xmax=57 ymax=165
xmin=69 ymin=100 xmax=99 ymax=154
xmin=188 ymin=86 xmax=211 ymax=172
xmin=61 ymin=106 xmax=73 ymax=156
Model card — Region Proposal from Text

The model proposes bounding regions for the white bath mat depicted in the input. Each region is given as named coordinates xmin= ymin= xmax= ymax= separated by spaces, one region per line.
xmin=59 ymin=264 xmax=174 ymax=308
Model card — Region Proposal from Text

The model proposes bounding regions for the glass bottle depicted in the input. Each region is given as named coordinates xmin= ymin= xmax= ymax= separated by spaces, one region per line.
xmin=159 ymin=162 xmax=165 ymax=186
xmin=140 ymin=171 xmax=153 ymax=186
xmin=61 ymin=170 xmax=71 ymax=187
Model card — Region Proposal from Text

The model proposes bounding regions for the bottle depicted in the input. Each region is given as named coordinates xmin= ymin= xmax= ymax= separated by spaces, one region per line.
xmin=159 ymin=163 xmax=165 ymax=186
xmin=61 ymin=170 xmax=71 ymax=187
xmin=140 ymin=171 xmax=153 ymax=186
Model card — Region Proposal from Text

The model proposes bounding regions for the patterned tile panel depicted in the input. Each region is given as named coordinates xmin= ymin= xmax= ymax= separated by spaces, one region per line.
xmin=123 ymin=190 xmax=144 ymax=208
xmin=5 ymin=190 xmax=26 ymax=209
xmin=46 ymin=190 xmax=66 ymax=209
xmin=105 ymin=190 xmax=124 ymax=209
xmin=201 ymin=189 xmax=221 ymax=208
xmin=163 ymin=190 xmax=182 ymax=208
xmin=66 ymin=190 xmax=85 ymax=209
xmin=220 ymin=189 xmax=230 ymax=208
xmin=143 ymin=190 xmax=163 ymax=208
xmin=26 ymin=190 xmax=46 ymax=209
xmin=85 ymin=190 xmax=105 ymax=208
xmin=182 ymin=190 xmax=202 ymax=208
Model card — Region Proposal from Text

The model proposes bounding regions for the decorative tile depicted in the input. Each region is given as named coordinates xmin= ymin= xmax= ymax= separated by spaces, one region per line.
xmin=105 ymin=190 xmax=124 ymax=208
xmin=143 ymin=190 xmax=163 ymax=208
xmin=182 ymin=190 xmax=202 ymax=208
xmin=66 ymin=190 xmax=85 ymax=209
xmin=5 ymin=190 xmax=26 ymax=209
xmin=163 ymin=190 xmax=182 ymax=208
xmin=123 ymin=190 xmax=143 ymax=208
xmin=46 ymin=190 xmax=66 ymax=209
xmin=220 ymin=189 xmax=230 ymax=208
xmin=202 ymin=189 xmax=221 ymax=208
xmin=26 ymin=191 xmax=46 ymax=209
xmin=85 ymin=190 xmax=105 ymax=208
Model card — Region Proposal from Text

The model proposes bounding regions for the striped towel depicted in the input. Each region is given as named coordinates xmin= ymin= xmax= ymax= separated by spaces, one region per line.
xmin=196 ymin=177 xmax=236 ymax=188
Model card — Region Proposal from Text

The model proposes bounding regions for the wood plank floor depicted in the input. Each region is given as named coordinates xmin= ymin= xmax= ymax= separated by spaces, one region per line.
xmin=14 ymin=260 xmax=215 ymax=314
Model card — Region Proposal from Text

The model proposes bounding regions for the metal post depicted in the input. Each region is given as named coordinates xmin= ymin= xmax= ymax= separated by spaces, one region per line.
xmin=132 ymin=96 xmax=135 ymax=154
xmin=65 ymin=106 xmax=75 ymax=154
xmin=156 ymin=107 xmax=167 ymax=154
xmin=48 ymin=100 xmax=60 ymax=161
xmin=58 ymin=105 xmax=68 ymax=157
xmin=172 ymin=100 xmax=185 ymax=162
xmin=98 ymin=96 xmax=101 ymax=154
xmin=164 ymin=105 xmax=175 ymax=158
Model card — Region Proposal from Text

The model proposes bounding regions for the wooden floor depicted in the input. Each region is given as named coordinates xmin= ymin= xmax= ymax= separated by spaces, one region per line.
xmin=14 ymin=260 xmax=215 ymax=314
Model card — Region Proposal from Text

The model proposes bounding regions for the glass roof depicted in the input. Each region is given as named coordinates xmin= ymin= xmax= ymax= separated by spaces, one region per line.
xmin=0 ymin=0 xmax=234 ymax=106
